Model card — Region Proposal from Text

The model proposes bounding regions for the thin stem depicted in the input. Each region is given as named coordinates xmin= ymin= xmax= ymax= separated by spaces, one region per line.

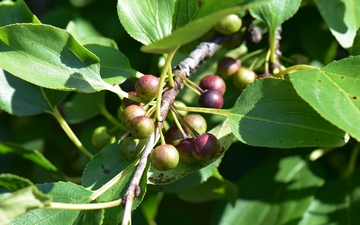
xmin=345 ymin=143 xmax=360 ymax=177
xmin=269 ymin=28 xmax=276 ymax=64
xmin=170 ymin=108 xmax=188 ymax=138
xmin=100 ymin=107 xmax=122 ymax=127
xmin=91 ymin=158 xmax=139 ymax=201
xmin=158 ymin=122 xmax=166 ymax=145
xmin=167 ymin=65 xmax=175 ymax=88
xmin=309 ymin=147 xmax=336 ymax=161
xmin=175 ymin=73 xmax=203 ymax=94
xmin=274 ymin=64 xmax=316 ymax=77
xmin=104 ymin=83 xmax=144 ymax=103
xmin=239 ymin=48 xmax=266 ymax=63
xmin=52 ymin=107 xmax=94 ymax=158
xmin=156 ymin=47 xmax=179 ymax=121
xmin=264 ymin=48 xmax=271 ymax=74
xmin=182 ymin=79 xmax=202 ymax=96
xmin=48 ymin=198 xmax=122 ymax=210
xmin=170 ymin=105 xmax=199 ymax=137
xmin=173 ymin=105 xmax=229 ymax=117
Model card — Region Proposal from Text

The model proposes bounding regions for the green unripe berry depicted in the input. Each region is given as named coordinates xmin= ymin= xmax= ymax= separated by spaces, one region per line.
xmin=120 ymin=137 xmax=147 ymax=161
xmin=215 ymin=14 xmax=242 ymax=35
xmin=232 ymin=67 xmax=257 ymax=90
xmin=91 ymin=126 xmax=115 ymax=149
xmin=122 ymin=105 xmax=146 ymax=128
xmin=183 ymin=114 xmax=207 ymax=135
xmin=151 ymin=144 xmax=179 ymax=171
xmin=129 ymin=115 xmax=155 ymax=139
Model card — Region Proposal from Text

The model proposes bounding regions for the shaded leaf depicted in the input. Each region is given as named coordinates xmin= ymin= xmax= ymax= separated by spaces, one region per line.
xmin=215 ymin=156 xmax=324 ymax=225
xmin=117 ymin=0 xmax=176 ymax=45
xmin=299 ymin=172 xmax=360 ymax=225
xmin=0 ymin=141 xmax=61 ymax=175
xmin=63 ymin=92 xmax=105 ymax=124
xmin=0 ymin=24 xmax=109 ymax=93
xmin=350 ymin=29 xmax=360 ymax=55
xmin=0 ymin=0 xmax=41 ymax=27
xmin=12 ymin=182 xmax=93 ymax=225
xmin=228 ymin=78 xmax=348 ymax=147
xmin=290 ymin=56 xmax=360 ymax=142
xmin=85 ymin=44 xmax=142 ymax=85
xmin=177 ymin=170 xmax=238 ymax=204
xmin=0 ymin=173 xmax=34 ymax=192
xmin=316 ymin=0 xmax=360 ymax=49
xmin=148 ymin=118 xmax=234 ymax=185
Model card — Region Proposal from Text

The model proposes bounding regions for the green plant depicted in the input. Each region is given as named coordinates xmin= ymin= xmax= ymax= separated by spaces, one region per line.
xmin=1 ymin=0 xmax=360 ymax=225
xmin=91 ymin=126 xmax=116 ymax=149
xmin=150 ymin=144 xmax=180 ymax=171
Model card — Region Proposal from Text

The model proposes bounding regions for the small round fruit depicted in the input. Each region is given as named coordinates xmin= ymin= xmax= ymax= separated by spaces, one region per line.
xmin=177 ymin=138 xmax=198 ymax=164
xmin=122 ymin=91 xmax=141 ymax=109
xmin=120 ymin=137 xmax=147 ymax=161
xmin=245 ymin=24 xmax=262 ymax=45
xmin=122 ymin=105 xmax=146 ymax=128
xmin=215 ymin=14 xmax=242 ymax=35
xmin=199 ymin=75 xmax=226 ymax=95
xmin=192 ymin=133 xmax=220 ymax=161
xmin=135 ymin=75 xmax=159 ymax=101
xmin=129 ymin=115 xmax=155 ymax=139
xmin=165 ymin=125 xmax=190 ymax=146
xmin=183 ymin=114 xmax=207 ymax=135
xmin=151 ymin=144 xmax=179 ymax=171
xmin=91 ymin=126 xmax=115 ymax=149
xmin=198 ymin=89 xmax=224 ymax=109
xmin=232 ymin=67 xmax=257 ymax=90
xmin=168 ymin=100 xmax=188 ymax=121
xmin=217 ymin=57 xmax=241 ymax=80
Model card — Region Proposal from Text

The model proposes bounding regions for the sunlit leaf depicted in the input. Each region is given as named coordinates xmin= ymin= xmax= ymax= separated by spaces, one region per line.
xmin=0 ymin=0 xmax=40 ymax=27
xmin=316 ymin=0 xmax=360 ymax=49
xmin=290 ymin=56 xmax=360 ymax=142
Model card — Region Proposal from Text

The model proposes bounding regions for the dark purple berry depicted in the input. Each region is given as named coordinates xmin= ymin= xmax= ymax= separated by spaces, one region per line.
xmin=199 ymin=75 xmax=226 ymax=95
xmin=165 ymin=125 xmax=190 ymax=146
xmin=192 ymin=133 xmax=220 ymax=161
xmin=176 ymin=138 xmax=198 ymax=164
xmin=135 ymin=74 xmax=159 ymax=101
xmin=198 ymin=89 xmax=224 ymax=109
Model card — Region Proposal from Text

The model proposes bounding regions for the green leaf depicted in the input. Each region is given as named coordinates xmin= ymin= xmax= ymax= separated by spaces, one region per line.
xmin=172 ymin=0 xmax=199 ymax=30
xmin=316 ymin=0 xmax=360 ymax=49
xmin=148 ymin=118 xmax=234 ymax=185
xmin=0 ymin=141 xmax=60 ymax=174
xmin=0 ymin=173 xmax=34 ymax=192
xmin=299 ymin=172 xmax=360 ymax=225
xmin=0 ymin=24 xmax=109 ymax=93
xmin=228 ymin=78 xmax=348 ymax=147
xmin=12 ymin=182 xmax=93 ymax=225
xmin=215 ymin=156 xmax=324 ymax=225
xmin=0 ymin=186 xmax=51 ymax=225
xmin=0 ymin=0 xmax=41 ymax=26
xmin=350 ymin=29 xmax=360 ymax=55
xmin=194 ymin=0 xmax=270 ymax=19
xmin=63 ymin=92 xmax=105 ymax=124
xmin=117 ymin=0 xmax=176 ymax=45
xmin=85 ymin=44 xmax=142 ymax=85
xmin=141 ymin=3 xmax=263 ymax=54
xmin=73 ymin=204 xmax=104 ymax=225
xmin=0 ymin=69 xmax=52 ymax=116
xmin=290 ymin=56 xmax=360 ymax=142
xmin=177 ymin=170 xmax=238 ymax=204
xmin=82 ymin=142 xmax=147 ymax=224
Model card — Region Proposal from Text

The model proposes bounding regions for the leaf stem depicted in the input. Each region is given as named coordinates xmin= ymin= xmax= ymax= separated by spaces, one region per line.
xmin=156 ymin=47 xmax=179 ymax=121
xmin=99 ymin=106 xmax=122 ymax=127
xmin=345 ymin=143 xmax=360 ymax=177
xmin=274 ymin=64 xmax=316 ymax=77
xmin=170 ymin=107 xmax=188 ymax=138
xmin=48 ymin=198 xmax=122 ymax=210
xmin=52 ymin=107 xmax=94 ymax=158
xmin=173 ymin=105 xmax=229 ymax=117
xmin=239 ymin=48 xmax=266 ymax=63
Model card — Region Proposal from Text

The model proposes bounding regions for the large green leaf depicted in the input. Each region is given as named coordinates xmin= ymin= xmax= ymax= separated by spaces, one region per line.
xmin=316 ymin=0 xmax=360 ymax=49
xmin=0 ymin=24 xmax=109 ymax=93
xmin=227 ymin=78 xmax=348 ymax=147
xmin=148 ymin=118 xmax=234 ymax=185
xmin=117 ymin=0 xmax=176 ymax=45
xmin=290 ymin=56 xmax=360 ymax=142
xmin=172 ymin=0 xmax=198 ymax=30
xmin=142 ymin=1 xmax=267 ymax=54
xmin=85 ymin=44 xmax=142 ymax=85
xmin=0 ymin=0 xmax=40 ymax=27
xmin=299 ymin=172 xmax=360 ymax=225
xmin=214 ymin=156 xmax=324 ymax=225
xmin=12 ymin=182 xmax=93 ymax=225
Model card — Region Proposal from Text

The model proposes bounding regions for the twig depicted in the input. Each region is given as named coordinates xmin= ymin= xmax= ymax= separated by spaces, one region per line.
xmin=121 ymin=34 xmax=225 ymax=225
